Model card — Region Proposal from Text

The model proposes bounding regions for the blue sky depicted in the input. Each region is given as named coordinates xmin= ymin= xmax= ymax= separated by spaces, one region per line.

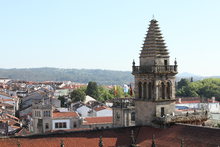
xmin=0 ymin=0 xmax=220 ymax=76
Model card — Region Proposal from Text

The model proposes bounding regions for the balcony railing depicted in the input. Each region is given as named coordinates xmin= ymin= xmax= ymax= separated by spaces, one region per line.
xmin=132 ymin=65 xmax=177 ymax=74
xmin=154 ymin=112 xmax=209 ymax=124
xmin=112 ymin=98 xmax=135 ymax=108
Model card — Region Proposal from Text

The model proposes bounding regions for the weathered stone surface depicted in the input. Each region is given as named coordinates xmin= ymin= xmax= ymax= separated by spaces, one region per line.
xmin=133 ymin=19 xmax=178 ymax=126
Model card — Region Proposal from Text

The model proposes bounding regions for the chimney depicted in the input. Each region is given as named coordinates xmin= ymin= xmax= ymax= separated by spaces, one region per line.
xmin=178 ymin=98 xmax=182 ymax=103
xmin=212 ymin=97 xmax=215 ymax=103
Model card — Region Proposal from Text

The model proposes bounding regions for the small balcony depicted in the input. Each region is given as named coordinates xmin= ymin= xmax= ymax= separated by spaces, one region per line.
xmin=132 ymin=65 xmax=178 ymax=74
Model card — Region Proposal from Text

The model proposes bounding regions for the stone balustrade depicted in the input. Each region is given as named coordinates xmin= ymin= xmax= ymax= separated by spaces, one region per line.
xmin=132 ymin=65 xmax=177 ymax=74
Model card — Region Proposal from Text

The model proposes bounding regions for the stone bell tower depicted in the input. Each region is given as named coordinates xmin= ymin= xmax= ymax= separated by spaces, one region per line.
xmin=132 ymin=19 xmax=178 ymax=126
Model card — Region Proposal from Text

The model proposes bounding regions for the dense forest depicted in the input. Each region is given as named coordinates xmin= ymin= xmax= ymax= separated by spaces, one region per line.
xmin=0 ymin=68 xmax=133 ymax=85
xmin=176 ymin=78 xmax=220 ymax=99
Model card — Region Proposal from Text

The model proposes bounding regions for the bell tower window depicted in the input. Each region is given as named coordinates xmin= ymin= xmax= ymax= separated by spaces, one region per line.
xmin=138 ymin=82 xmax=142 ymax=99
xmin=143 ymin=82 xmax=147 ymax=99
xmin=162 ymin=82 xmax=165 ymax=99
xmin=148 ymin=82 xmax=152 ymax=99
xmin=167 ymin=82 xmax=171 ymax=99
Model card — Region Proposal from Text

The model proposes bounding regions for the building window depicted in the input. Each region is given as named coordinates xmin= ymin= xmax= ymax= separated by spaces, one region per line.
xmin=45 ymin=123 xmax=49 ymax=129
xmin=55 ymin=123 xmax=59 ymax=128
xmin=35 ymin=111 xmax=41 ymax=117
xmin=55 ymin=122 xmax=67 ymax=128
xmin=73 ymin=122 xmax=77 ymax=128
xmin=161 ymin=107 xmax=165 ymax=117
xmin=131 ymin=112 xmax=135 ymax=121
xmin=43 ymin=111 xmax=51 ymax=117
xmin=63 ymin=122 xmax=66 ymax=128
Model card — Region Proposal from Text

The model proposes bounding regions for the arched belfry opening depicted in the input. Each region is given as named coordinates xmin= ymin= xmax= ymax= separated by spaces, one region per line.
xmin=148 ymin=82 xmax=152 ymax=99
xmin=167 ymin=82 xmax=172 ymax=99
xmin=161 ymin=82 xmax=165 ymax=99
xmin=132 ymin=18 xmax=178 ymax=126
xmin=138 ymin=82 xmax=142 ymax=99
xmin=143 ymin=82 xmax=147 ymax=99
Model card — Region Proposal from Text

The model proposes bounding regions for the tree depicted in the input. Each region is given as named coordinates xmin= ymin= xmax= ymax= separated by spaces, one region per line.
xmin=70 ymin=88 xmax=86 ymax=102
xmin=109 ymin=86 xmax=124 ymax=98
xmin=86 ymin=81 xmax=99 ymax=99
xmin=177 ymin=79 xmax=190 ymax=89
xmin=58 ymin=96 xmax=66 ymax=107
xmin=176 ymin=78 xmax=220 ymax=99
xmin=98 ymin=86 xmax=114 ymax=101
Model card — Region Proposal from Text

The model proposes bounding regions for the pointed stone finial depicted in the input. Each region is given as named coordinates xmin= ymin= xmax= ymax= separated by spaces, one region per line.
xmin=151 ymin=134 xmax=156 ymax=147
xmin=132 ymin=60 xmax=135 ymax=66
xmin=152 ymin=14 xmax=155 ymax=20
xmin=131 ymin=130 xmax=135 ymax=145
xmin=60 ymin=139 xmax=64 ymax=147
xmin=17 ymin=140 xmax=20 ymax=147
xmin=174 ymin=58 xmax=177 ymax=65
xmin=180 ymin=139 xmax=184 ymax=147
xmin=99 ymin=136 xmax=104 ymax=147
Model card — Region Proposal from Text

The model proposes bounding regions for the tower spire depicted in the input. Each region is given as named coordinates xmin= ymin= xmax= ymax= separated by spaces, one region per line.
xmin=140 ymin=19 xmax=169 ymax=59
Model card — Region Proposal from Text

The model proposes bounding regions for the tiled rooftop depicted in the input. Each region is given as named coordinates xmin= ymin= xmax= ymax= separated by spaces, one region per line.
xmin=83 ymin=116 xmax=112 ymax=125
xmin=52 ymin=112 xmax=79 ymax=118
xmin=93 ymin=106 xmax=111 ymax=111
xmin=0 ymin=124 xmax=220 ymax=147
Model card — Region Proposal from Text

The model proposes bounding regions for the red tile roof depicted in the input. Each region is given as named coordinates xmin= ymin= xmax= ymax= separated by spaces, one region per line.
xmin=52 ymin=112 xmax=79 ymax=118
xmin=93 ymin=106 xmax=111 ymax=111
xmin=0 ymin=125 xmax=220 ymax=147
xmin=6 ymin=114 xmax=19 ymax=121
xmin=83 ymin=116 xmax=112 ymax=125
xmin=2 ymin=99 xmax=14 ymax=101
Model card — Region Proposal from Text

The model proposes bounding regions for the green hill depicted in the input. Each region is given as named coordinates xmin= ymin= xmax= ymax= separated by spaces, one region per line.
xmin=0 ymin=68 xmax=133 ymax=85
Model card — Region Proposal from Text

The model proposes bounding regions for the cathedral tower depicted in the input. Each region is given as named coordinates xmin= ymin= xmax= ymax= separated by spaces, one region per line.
xmin=132 ymin=19 xmax=178 ymax=125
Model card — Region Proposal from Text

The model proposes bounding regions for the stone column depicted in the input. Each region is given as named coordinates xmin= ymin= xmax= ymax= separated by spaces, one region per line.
xmin=141 ymin=83 xmax=144 ymax=100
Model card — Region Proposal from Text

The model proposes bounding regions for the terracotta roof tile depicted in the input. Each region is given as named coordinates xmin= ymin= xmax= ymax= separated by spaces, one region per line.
xmin=6 ymin=114 xmax=19 ymax=121
xmin=2 ymin=99 xmax=14 ymax=101
xmin=83 ymin=116 xmax=112 ymax=125
xmin=0 ymin=125 xmax=220 ymax=147
xmin=93 ymin=106 xmax=109 ymax=111
xmin=52 ymin=112 xmax=79 ymax=118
